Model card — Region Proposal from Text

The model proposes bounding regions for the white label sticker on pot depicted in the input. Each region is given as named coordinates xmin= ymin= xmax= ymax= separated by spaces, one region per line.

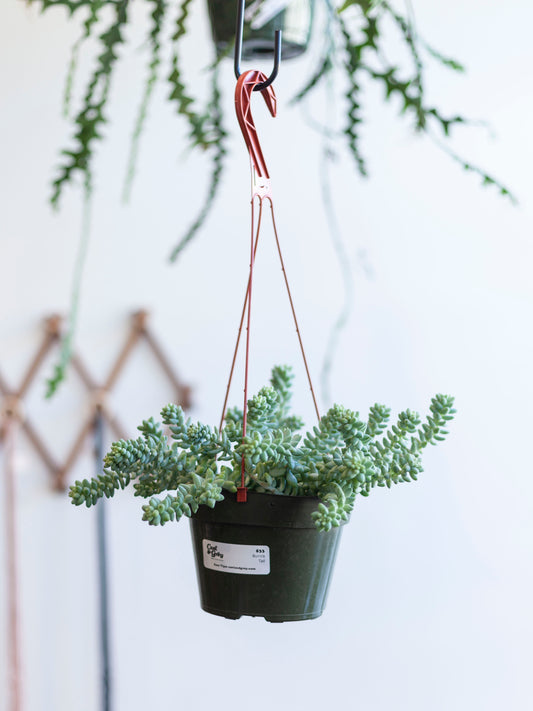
xmin=202 ymin=539 xmax=270 ymax=575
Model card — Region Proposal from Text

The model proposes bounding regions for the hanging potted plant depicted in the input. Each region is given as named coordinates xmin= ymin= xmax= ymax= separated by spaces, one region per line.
xmin=69 ymin=365 xmax=455 ymax=622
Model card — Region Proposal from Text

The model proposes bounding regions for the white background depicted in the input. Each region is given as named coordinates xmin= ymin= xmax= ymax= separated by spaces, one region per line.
xmin=1 ymin=1 xmax=532 ymax=710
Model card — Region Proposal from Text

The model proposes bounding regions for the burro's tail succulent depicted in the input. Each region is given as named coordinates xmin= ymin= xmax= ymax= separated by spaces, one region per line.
xmin=69 ymin=366 xmax=456 ymax=531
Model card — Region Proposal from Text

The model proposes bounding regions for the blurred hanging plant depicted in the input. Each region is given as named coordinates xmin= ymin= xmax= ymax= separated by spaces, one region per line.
xmin=35 ymin=0 xmax=515 ymax=233
xmin=30 ymin=0 xmax=514 ymax=394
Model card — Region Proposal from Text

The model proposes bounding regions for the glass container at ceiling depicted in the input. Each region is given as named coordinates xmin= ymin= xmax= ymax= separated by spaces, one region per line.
xmin=207 ymin=0 xmax=315 ymax=60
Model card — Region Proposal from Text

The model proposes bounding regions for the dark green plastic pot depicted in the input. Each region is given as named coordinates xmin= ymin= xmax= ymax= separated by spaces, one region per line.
xmin=206 ymin=0 xmax=314 ymax=61
xmin=189 ymin=491 xmax=343 ymax=622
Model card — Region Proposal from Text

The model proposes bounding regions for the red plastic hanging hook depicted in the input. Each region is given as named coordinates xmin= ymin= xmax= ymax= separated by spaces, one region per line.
xmin=235 ymin=70 xmax=277 ymax=200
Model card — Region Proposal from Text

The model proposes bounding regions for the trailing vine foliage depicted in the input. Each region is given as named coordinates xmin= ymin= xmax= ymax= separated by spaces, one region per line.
xmin=69 ymin=365 xmax=456 ymax=531
xmin=169 ymin=63 xmax=227 ymax=261
xmin=35 ymin=0 xmax=228 ymax=244
xmin=49 ymin=0 xmax=130 ymax=207
xmin=45 ymin=185 xmax=93 ymax=397
xmin=292 ymin=1 xmax=514 ymax=198
xmin=63 ymin=0 xmax=105 ymax=118
xmin=122 ymin=0 xmax=167 ymax=202
xmin=167 ymin=0 xmax=214 ymax=151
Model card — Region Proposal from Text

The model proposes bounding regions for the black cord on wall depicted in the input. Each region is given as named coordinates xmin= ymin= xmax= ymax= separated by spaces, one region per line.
xmin=94 ymin=409 xmax=112 ymax=711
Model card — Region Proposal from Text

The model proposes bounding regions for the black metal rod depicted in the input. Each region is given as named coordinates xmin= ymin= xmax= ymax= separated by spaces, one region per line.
xmin=94 ymin=409 xmax=112 ymax=711
xmin=234 ymin=0 xmax=245 ymax=80
xmin=234 ymin=0 xmax=282 ymax=91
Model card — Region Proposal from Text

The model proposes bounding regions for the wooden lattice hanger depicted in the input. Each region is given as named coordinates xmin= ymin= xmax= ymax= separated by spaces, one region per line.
xmin=0 ymin=310 xmax=191 ymax=489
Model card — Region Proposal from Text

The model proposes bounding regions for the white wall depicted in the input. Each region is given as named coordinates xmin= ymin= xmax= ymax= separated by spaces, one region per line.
xmin=1 ymin=1 xmax=532 ymax=710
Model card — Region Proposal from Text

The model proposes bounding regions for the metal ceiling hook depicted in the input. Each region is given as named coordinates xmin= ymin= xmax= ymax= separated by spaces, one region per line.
xmin=234 ymin=0 xmax=282 ymax=91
